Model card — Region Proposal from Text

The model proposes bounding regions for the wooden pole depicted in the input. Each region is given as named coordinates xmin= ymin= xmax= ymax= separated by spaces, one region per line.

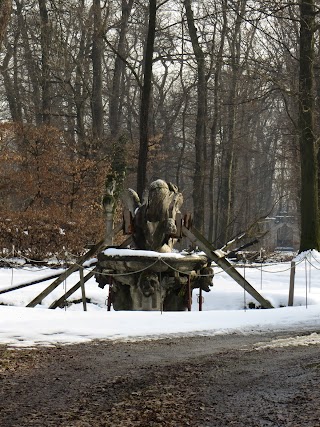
xmin=288 ymin=261 xmax=296 ymax=306
xmin=199 ymin=287 xmax=203 ymax=311
xmin=187 ymin=275 xmax=192 ymax=311
xmin=79 ymin=267 xmax=87 ymax=311
xmin=107 ymin=276 xmax=113 ymax=311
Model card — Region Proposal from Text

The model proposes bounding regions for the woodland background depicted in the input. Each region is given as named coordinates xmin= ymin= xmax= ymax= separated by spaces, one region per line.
xmin=0 ymin=0 xmax=319 ymax=259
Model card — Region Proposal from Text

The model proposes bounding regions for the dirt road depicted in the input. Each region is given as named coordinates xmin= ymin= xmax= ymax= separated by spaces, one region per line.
xmin=1 ymin=331 xmax=320 ymax=427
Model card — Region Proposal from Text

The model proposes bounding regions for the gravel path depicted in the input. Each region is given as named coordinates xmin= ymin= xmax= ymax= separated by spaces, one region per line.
xmin=1 ymin=331 xmax=320 ymax=426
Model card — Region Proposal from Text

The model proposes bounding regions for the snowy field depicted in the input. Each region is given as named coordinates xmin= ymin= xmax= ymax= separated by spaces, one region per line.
xmin=1 ymin=250 xmax=320 ymax=348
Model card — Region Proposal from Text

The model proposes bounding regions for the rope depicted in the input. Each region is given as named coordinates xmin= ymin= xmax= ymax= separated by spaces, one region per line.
xmin=79 ymin=254 xmax=305 ymax=279
xmin=160 ymin=269 xmax=163 ymax=314
xmin=304 ymin=256 xmax=320 ymax=271
xmin=309 ymin=254 xmax=312 ymax=293
xmin=0 ymin=255 xmax=65 ymax=270
xmin=159 ymin=257 xmax=207 ymax=276
xmin=243 ymin=259 xmax=247 ymax=311
xmin=93 ymin=258 xmax=161 ymax=277
xmin=305 ymin=258 xmax=308 ymax=309
xmin=247 ymin=257 xmax=306 ymax=274
xmin=260 ymin=249 xmax=263 ymax=290
xmin=2 ymin=247 xmax=318 ymax=288
xmin=310 ymin=252 xmax=320 ymax=267
xmin=90 ymin=257 xmax=215 ymax=278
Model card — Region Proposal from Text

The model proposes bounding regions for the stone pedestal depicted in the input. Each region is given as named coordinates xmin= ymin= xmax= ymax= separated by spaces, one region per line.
xmin=95 ymin=249 xmax=213 ymax=311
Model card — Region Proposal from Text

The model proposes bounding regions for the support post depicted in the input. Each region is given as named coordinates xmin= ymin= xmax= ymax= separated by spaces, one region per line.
xmin=288 ymin=261 xmax=296 ymax=306
xmin=187 ymin=275 xmax=192 ymax=311
xmin=107 ymin=276 xmax=113 ymax=311
xmin=199 ymin=287 xmax=203 ymax=311
xmin=79 ymin=267 xmax=87 ymax=311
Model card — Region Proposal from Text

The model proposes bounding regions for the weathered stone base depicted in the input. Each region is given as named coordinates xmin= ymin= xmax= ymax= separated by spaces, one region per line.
xmin=95 ymin=250 xmax=213 ymax=311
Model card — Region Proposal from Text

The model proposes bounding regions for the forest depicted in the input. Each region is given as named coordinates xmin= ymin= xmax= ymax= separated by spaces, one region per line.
xmin=0 ymin=0 xmax=319 ymax=259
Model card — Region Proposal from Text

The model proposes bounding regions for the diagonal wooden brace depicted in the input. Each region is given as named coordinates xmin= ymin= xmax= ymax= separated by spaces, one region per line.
xmin=26 ymin=224 xmax=122 ymax=308
xmin=48 ymin=268 xmax=96 ymax=309
xmin=26 ymin=241 xmax=105 ymax=308
xmin=182 ymin=225 xmax=273 ymax=309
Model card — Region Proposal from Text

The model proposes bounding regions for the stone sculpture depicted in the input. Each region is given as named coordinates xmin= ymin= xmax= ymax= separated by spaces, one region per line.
xmin=95 ymin=179 xmax=213 ymax=311
xmin=121 ymin=179 xmax=183 ymax=252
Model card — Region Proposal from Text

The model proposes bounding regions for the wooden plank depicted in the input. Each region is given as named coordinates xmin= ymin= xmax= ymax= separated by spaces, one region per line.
xmin=182 ymin=225 xmax=274 ymax=309
xmin=49 ymin=269 xmax=96 ymax=309
xmin=26 ymin=240 xmax=105 ymax=308
xmin=288 ymin=261 xmax=296 ymax=306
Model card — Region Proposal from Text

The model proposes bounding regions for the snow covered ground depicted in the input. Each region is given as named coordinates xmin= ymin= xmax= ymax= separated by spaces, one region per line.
xmin=1 ymin=250 xmax=320 ymax=348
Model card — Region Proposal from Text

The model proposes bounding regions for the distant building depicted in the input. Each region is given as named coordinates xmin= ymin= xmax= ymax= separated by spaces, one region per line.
xmin=259 ymin=212 xmax=299 ymax=251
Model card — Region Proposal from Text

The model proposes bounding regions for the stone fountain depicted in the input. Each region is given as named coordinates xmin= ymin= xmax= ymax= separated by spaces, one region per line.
xmin=95 ymin=179 xmax=213 ymax=311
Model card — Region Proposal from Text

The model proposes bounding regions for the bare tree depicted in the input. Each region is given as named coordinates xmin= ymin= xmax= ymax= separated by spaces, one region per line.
xmin=91 ymin=0 xmax=104 ymax=140
xmin=208 ymin=0 xmax=227 ymax=242
xmin=0 ymin=0 xmax=11 ymax=48
xmin=137 ymin=0 xmax=157 ymax=198
xmin=38 ymin=0 xmax=51 ymax=124
xmin=109 ymin=0 xmax=134 ymax=139
xmin=184 ymin=0 xmax=207 ymax=233
xmin=299 ymin=0 xmax=320 ymax=251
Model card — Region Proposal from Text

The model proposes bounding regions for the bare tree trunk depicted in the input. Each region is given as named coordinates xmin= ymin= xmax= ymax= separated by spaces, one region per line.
xmin=216 ymin=0 xmax=246 ymax=247
xmin=0 ymin=0 xmax=11 ymax=48
xmin=74 ymin=0 xmax=88 ymax=150
xmin=109 ymin=0 xmax=133 ymax=139
xmin=184 ymin=0 xmax=207 ymax=233
xmin=137 ymin=0 xmax=156 ymax=198
xmin=299 ymin=0 xmax=320 ymax=251
xmin=91 ymin=0 xmax=104 ymax=140
xmin=208 ymin=0 xmax=227 ymax=242
xmin=13 ymin=1 xmax=42 ymax=124
xmin=1 ymin=32 xmax=22 ymax=121
xmin=38 ymin=0 xmax=51 ymax=124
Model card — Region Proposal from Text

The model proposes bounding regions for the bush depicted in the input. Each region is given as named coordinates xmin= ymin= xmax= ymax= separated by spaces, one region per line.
xmin=0 ymin=123 xmax=109 ymax=259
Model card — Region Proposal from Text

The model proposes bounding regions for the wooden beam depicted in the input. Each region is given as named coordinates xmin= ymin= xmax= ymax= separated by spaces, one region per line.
xmin=79 ymin=267 xmax=87 ymax=311
xmin=182 ymin=225 xmax=273 ymax=309
xmin=288 ymin=261 xmax=296 ymax=306
xmin=49 ymin=269 xmax=96 ymax=309
xmin=119 ymin=235 xmax=133 ymax=248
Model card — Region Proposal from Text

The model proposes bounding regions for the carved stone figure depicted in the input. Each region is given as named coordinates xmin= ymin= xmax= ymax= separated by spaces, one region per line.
xmin=121 ymin=179 xmax=183 ymax=252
